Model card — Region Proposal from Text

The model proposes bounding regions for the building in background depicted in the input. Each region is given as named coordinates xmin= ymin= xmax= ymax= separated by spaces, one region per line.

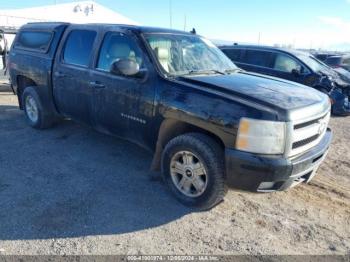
xmin=0 ymin=0 xmax=138 ymax=47
xmin=0 ymin=0 xmax=138 ymax=27
xmin=0 ymin=0 xmax=138 ymax=71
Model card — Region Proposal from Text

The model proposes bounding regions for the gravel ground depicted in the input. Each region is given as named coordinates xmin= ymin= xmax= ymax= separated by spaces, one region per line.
xmin=0 ymin=81 xmax=349 ymax=255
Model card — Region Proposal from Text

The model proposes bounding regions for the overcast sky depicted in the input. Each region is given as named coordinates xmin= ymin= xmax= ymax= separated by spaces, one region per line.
xmin=1 ymin=0 xmax=350 ymax=50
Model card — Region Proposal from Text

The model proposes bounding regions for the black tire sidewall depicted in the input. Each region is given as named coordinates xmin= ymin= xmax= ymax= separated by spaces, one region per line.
xmin=22 ymin=88 xmax=43 ymax=128
xmin=162 ymin=135 xmax=225 ymax=209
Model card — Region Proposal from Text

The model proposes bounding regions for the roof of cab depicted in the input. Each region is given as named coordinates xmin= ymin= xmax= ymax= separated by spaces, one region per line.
xmin=22 ymin=22 xmax=193 ymax=35
xmin=22 ymin=22 xmax=70 ymax=30
xmin=219 ymin=44 xmax=311 ymax=57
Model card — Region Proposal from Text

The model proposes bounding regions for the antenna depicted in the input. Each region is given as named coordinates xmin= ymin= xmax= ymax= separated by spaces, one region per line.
xmin=169 ymin=0 xmax=173 ymax=29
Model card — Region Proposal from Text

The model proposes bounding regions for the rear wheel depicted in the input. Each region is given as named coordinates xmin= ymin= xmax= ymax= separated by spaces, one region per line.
xmin=25 ymin=95 xmax=39 ymax=124
xmin=161 ymin=133 xmax=226 ymax=210
xmin=22 ymin=87 xmax=57 ymax=129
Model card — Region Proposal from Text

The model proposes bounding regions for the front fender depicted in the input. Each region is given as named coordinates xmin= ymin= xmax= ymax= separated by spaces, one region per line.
xmin=161 ymin=108 xmax=236 ymax=148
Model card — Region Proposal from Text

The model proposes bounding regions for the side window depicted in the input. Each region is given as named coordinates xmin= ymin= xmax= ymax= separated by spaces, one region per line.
xmin=15 ymin=31 xmax=53 ymax=51
xmin=242 ymin=50 xmax=275 ymax=68
xmin=274 ymin=54 xmax=302 ymax=73
xmin=343 ymin=57 xmax=350 ymax=66
xmin=97 ymin=32 xmax=143 ymax=71
xmin=147 ymin=37 xmax=172 ymax=73
xmin=222 ymin=49 xmax=242 ymax=62
xmin=63 ymin=30 xmax=96 ymax=67
xmin=325 ymin=57 xmax=341 ymax=66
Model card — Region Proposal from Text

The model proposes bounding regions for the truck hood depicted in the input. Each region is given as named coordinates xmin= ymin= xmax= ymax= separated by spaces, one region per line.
xmin=178 ymin=72 xmax=326 ymax=112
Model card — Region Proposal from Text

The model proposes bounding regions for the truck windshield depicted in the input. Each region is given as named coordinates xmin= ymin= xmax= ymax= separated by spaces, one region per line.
xmin=144 ymin=33 xmax=237 ymax=76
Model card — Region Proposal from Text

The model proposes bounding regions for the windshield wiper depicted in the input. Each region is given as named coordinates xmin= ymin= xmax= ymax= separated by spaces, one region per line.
xmin=224 ymin=68 xmax=243 ymax=74
xmin=186 ymin=69 xmax=226 ymax=76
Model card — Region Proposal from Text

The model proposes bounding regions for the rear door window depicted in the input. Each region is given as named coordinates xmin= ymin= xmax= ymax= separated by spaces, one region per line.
xmin=63 ymin=30 xmax=97 ymax=67
xmin=241 ymin=50 xmax=275 ymax=68
xmin=221 ymin=48 xmax=242 ymax=62
xmin=15 ymin=31 xmax=53 ymax=52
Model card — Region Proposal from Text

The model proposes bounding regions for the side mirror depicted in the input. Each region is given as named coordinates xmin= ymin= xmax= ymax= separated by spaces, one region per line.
xmin=291 ymin=68 xmax=302 ymax=77
xmin=111 ymin=59 xmax=140 ymax=77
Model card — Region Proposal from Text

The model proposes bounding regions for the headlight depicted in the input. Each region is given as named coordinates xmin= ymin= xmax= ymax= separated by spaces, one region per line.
xmin=236 ymin=118 xmax=286 ymax=154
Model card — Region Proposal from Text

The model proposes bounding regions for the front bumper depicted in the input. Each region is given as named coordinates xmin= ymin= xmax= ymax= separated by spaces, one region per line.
xmin=225 ymin=129 xmax=332 ymax=192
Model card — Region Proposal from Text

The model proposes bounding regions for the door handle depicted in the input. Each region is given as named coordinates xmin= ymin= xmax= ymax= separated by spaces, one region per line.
xmin=54 ymin=71 xmax=66 ymax=78
xmin=89 ymin=81 xmax=105 ymax=89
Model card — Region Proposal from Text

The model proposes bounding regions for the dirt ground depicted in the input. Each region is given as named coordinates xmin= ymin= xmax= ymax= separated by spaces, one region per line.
xmin=0 ymin=81 xmax=349 ymax=255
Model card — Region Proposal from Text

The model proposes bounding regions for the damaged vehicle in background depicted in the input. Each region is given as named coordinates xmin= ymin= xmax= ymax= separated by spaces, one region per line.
xmin=316 ymin=54 xmax=350 ymax=72
xmin=220 ymin=45 xmax=350 ymax=116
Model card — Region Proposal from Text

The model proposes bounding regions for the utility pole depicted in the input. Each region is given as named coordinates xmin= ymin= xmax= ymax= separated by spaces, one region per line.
xmin=169 ymin=0 xmax=173 ymax=29
xmin=184 ymin=14 xmax=187 ymax=31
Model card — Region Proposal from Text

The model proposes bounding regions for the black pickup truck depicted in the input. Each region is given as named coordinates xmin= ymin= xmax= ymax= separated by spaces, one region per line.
xmin=8 ymin=23 xmax=332 ymax=210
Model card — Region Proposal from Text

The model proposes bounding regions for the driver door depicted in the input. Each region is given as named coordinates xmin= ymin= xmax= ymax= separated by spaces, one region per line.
xmin=90 ymin=31 xmax=156 ymax=147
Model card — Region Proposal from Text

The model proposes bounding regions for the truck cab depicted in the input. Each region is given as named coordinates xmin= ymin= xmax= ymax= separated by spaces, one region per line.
xmin=9 ymin=23 xmax=332 ymax=210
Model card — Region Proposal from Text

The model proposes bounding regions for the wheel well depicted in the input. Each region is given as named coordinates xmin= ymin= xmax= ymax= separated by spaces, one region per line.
xmin=151 ymin=119 xmax=225 ymax=171
xmin=17 ymin=76 xmax=37 ymax=109
xmin=314 ymin=85 xmax=328 ymax=93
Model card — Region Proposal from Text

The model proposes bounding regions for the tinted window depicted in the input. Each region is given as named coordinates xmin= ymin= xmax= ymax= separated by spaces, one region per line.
xmin=241 ymin=50 xmax=275 ymax=68
xmin=15 ymin=31 xmax=53 ymax=51
xmin=325 ymin=56 xmax=342 ymax=66
xmin=97 ymin=32 xmax=143 ymax=71
xmin=274 ymin=54 xmax=302 ymax=72
xmin=315 ymin=54 xmax=328 ymax=62
xmin=63 ymin=30 xmax=96 ymax=67
xmin=222 ymin=48 xmax=242 ymax=62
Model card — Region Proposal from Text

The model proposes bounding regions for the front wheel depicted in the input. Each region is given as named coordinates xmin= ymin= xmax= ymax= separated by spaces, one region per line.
xmin=161 ymin=133 xmax=227 ymax=210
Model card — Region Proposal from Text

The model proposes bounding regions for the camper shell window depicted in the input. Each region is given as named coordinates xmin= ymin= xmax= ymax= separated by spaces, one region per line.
xmin=15 ymin=31 xmax=53 ymax=52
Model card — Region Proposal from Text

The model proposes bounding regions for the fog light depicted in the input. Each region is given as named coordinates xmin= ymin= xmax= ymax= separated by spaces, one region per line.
xmin=258 ymin=182 xmax=276 ymax=191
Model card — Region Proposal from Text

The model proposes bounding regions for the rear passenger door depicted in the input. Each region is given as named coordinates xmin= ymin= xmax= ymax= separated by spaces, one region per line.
xmin=53 ymin=27 xmax=97 ymax=124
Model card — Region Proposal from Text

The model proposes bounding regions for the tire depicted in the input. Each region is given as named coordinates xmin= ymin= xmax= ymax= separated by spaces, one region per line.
xmin=22 ymin=87 xmax=56 ymax=129
xmin=161 ymin=133 xmax=227 ymax=210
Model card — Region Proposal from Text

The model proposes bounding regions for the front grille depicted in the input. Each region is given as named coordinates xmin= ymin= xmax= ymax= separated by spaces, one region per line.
xmin=292 ymin=134 xmax=319 ymax=149
xmin=289 ymin=112 xmax=330 ymax=156
xmin=294 ymin=117 xmax=323 ymax=130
